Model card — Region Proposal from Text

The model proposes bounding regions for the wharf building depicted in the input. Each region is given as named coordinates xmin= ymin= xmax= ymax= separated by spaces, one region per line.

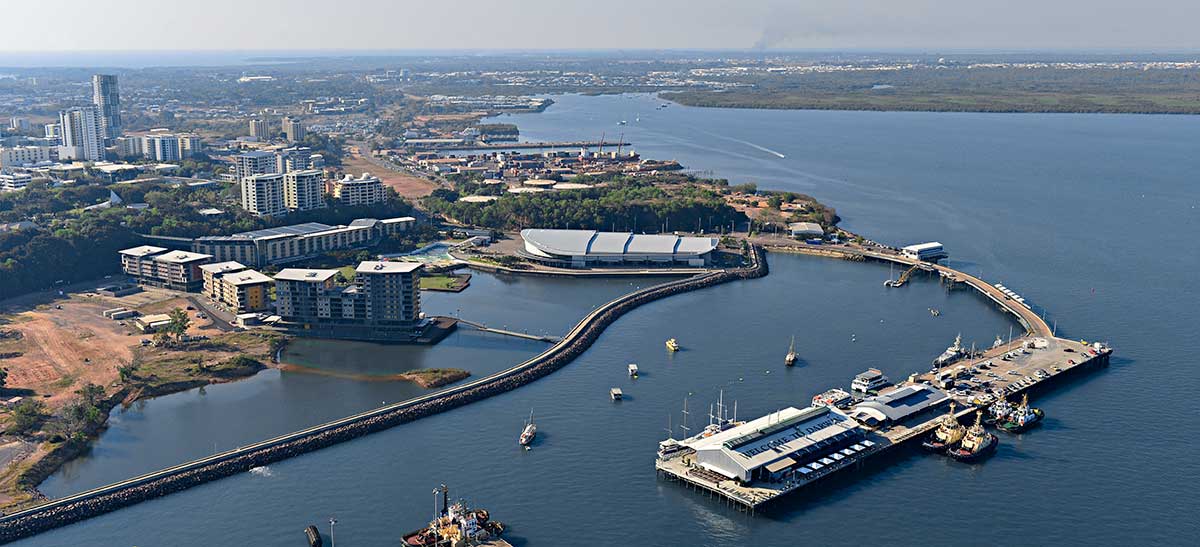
xmin=118 ymin=246 xmax=213 ymax=292
xmin=330 ymin=173 xmax=386 ymax=206
xmin=273 ymin=261 xmax=424 ymax=339
xmin=901 ymin=242 xmax=948 ymax=262
xmin=191 ymin=216 xmax=415 ymax=267
xmin=520 ymin=229 xmax=719 ymax=268
xmin=686 ymin=405 xmax=866 ymax=484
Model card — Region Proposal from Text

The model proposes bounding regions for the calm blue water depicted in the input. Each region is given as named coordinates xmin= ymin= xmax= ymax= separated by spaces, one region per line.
xmin=22 ymin=95 xmax=1200 ymax=546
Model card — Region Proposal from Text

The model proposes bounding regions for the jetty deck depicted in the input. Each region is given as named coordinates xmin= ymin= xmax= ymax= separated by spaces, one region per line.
xmin=657 ymin=249 xmax=1109 ymax=509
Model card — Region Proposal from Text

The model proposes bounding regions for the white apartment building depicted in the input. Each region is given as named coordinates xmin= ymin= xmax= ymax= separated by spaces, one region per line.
xmin=332 ymin=173 xmax=386 ymax=206
xmin=142 ymin=134 xmax=181 ymax=162
xmin=233 ymin=150 xmax=278 ymax=181
xmin=0 ymin=146 xmax=56 ymax=169
xmin=241 ymin=173 xmax=286 ymax=216
xmin=0 ymin=173 xmax=32 ymax=192
xmin=58 ymin=106 xmax=105 ymax=161
xmin=284 ymin=169 xmax=325 ymax=212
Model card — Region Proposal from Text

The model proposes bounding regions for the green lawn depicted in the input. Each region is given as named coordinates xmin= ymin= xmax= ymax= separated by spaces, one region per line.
xmin=419 ymin=275 xmax=459 ymax=290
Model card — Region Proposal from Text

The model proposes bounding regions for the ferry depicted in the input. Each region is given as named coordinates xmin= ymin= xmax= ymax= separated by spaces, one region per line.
xmin=997 ymin=393 xmax=1044 ymax=433
xmin=518 ymin=410 xmax=536 ymax=446
xmin=933 ymin=333 xmax=966 ymax=367
xmin=665 ymin=338 xmax=680 ymax=352
xmin=402 ymin=485 xmax=505 ymax=547
xmin=784 ymin=336 xmax=797 ymax=366
xmin=851 ymin=368 xmax=890 ymax=393
xmin=922 ymin=402 xmax=966 ymax=452
xmin=947 ymin=411 xmax=998 ymax=462
xmin=811 ymin=388 xmax=852 ymax=408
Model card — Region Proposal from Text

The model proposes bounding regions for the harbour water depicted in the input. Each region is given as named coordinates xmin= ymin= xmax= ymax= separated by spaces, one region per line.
xmin=22 ymin=95 xmax=1200 ymax=545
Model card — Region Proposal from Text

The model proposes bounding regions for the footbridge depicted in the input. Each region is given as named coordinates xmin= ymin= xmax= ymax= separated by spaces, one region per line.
xmin=455 ymin=318 xmax=561 ymax=343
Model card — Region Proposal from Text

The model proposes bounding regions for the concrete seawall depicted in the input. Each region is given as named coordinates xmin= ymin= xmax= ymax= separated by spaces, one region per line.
xmin=0 ymin=246 xmax=767 ymax=543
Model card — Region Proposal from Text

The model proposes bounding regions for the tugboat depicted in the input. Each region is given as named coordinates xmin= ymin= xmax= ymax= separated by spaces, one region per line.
xmin=997 ymin=393 xmax=1044 ymax=433
xmin=784 ymin=336 xmax=797 ymax=366
xmin=665 ymin=338 xmax=680 ymax=352
xmin=933 ymin=333 xmax=966 ymax=367
xmin=518 ymin=410 xmax=536 ymax=446
xmin=948 ymin=411 xmax=998 ymax=462
xmin=921 ymin=402 xmax=966 ymax=452
xmin=986 ymin=396 xmax=1015 ymax=424
xmin=402 ymin=485 xmax=505 ymax=546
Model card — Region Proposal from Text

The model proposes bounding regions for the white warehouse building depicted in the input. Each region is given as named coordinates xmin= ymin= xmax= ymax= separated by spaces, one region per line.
xmin=519 ymin=229 xmax=719 ymax=268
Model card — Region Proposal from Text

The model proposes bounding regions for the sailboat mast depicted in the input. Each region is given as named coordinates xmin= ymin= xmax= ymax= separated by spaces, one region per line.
xmin=680 ymin=397 xmax=690 ymax=435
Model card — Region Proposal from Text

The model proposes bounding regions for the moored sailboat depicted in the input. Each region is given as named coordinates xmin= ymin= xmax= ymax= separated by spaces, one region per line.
xmin=518 ymin=409 xmax=536 ymax=446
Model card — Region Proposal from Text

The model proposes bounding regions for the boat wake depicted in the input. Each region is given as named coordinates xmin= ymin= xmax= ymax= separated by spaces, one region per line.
xmin=249 ymin=466 xmax=273 ymax=477
xmin=729 ymin=138 xmax=787 ymax=159
xmin=691 ymin=128 xmax=786 ymax=158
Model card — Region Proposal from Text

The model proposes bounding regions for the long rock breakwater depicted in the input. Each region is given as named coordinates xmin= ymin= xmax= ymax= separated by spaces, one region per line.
xmin=0 ymin=246 xmax=767 ymax=543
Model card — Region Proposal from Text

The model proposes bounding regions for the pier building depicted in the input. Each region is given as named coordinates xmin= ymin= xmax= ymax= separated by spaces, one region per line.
xmin=901 ymin=242 xmax=948 ymax=262
xmin=519 ymin=229 xmax=718 ymax=268
xmin=686 ymin=405 xmax=865 ymax=483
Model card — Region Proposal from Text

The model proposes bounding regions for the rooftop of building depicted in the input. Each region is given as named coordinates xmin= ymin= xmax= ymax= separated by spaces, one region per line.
xmin=118 ymin=245 xmax=168 ymax=257
xmin=154 ymin=250 xmax=213 ymax=264
xmin=273 ymin=268 xmax=339 ymax=282
xmin=689 ymin=405 xmax=861 ymax=476
xmin=356 ymin=261 xmax=423 ymax=274
xmin=220 ymin=269 xmax=274 ymax=286
xmin=199 ymin=261 xmax=247 ymax=274
xmin=521 ymin=229 xmax=718 ymax=257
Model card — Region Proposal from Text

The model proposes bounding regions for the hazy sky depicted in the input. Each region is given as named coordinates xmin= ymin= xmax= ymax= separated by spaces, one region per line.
xmin=4 ymin=0 xmax=1197 ymax=52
